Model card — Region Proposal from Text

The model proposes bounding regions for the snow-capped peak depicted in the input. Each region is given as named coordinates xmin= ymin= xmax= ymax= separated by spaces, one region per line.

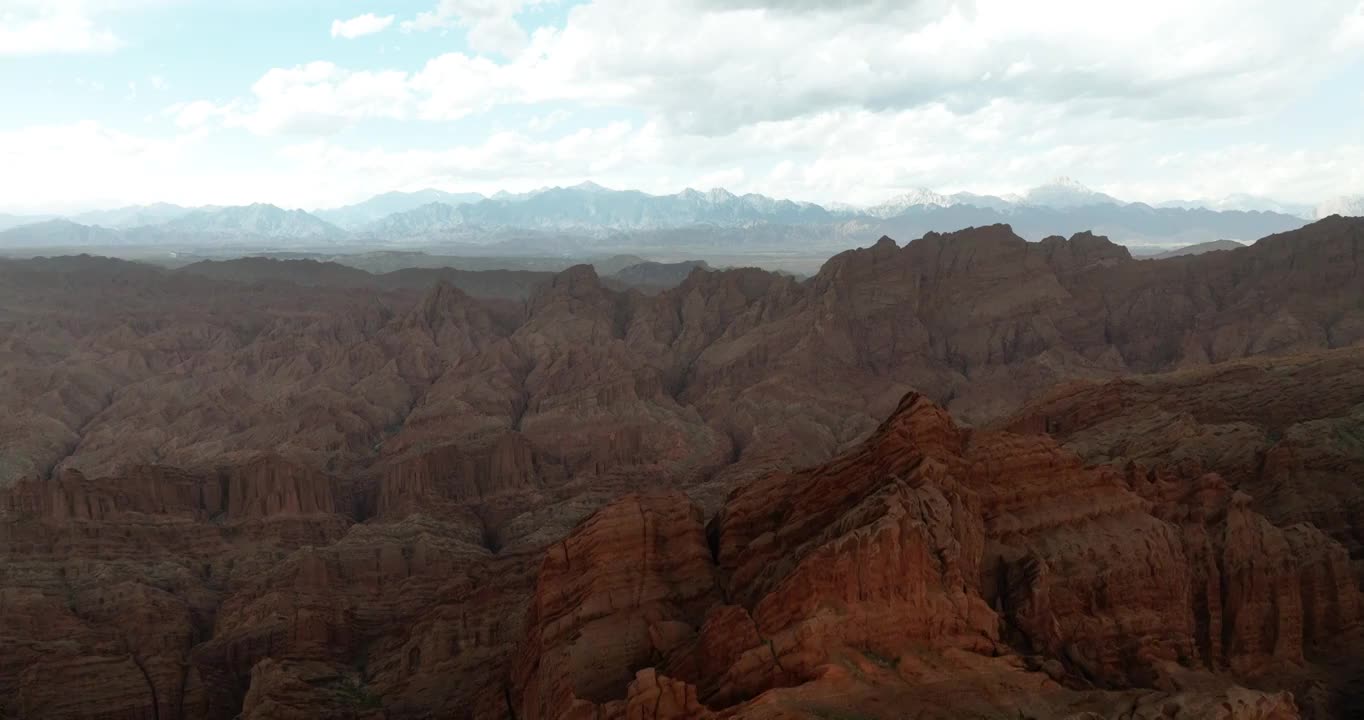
xmin=866 ymin=188 xmax=955 ymax=217
xmin=706 ymin=187 xmax=737 ymax=203
xmin=1047 ymin=176 xmax=1090 ymax=191
xmin=1021 ymin=177 xmax=1118 ymax=208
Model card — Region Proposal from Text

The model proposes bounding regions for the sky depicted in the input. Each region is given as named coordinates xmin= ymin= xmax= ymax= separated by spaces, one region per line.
xmin=1 ymin=0 xmax=1363 ymax=214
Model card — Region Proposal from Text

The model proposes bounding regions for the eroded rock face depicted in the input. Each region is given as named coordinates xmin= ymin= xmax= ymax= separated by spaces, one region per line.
xmin=3 ymin=218 xmax=1364 ymax=718
xmin=1002 ymin=347 xmax=1364 ymax=587
xmin=505 ymin=392 xmax=1360 ymax=719
xmin=238 ymin=660 xmax=385 ymax=720
xmin=710 ymin=394 xmax=997 ymax=690
xmin=0 ymin=465 xmax=354 ymax=719
xmin=512 ymin=492 xmax=721 ymax=719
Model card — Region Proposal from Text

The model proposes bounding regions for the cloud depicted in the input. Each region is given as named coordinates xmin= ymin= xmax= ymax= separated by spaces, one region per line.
xmin=0 ymin=122 xmax=197 ymax=212
xmin=403 ymin=0 xmax=544 ymax=56
xmin=259 ymin=108 xmax=1364 ymax=209
xmin=527 ymin=109 xmax=572 ymax=132
xmin=693 ymin=0 xmax=917 ymax=11
xmin=6 ymin=102 xmax=1364 ymax=215
xmin=196 ymin=0 xmax=1364 ymax=139
xmin=172 ymin=62 xmax=413 ymax=135
xmin=35 ymin=0 xmax=1363 ymax=213
xmin=167 ymin=100 xmax=234 ymax=129
xmin=506 ymin=0 xmax=1363 ymax=134
xmin=330 ymin=12 xmax=395 ymax=39
xmin=1 ymin=0 xmax=184 ymax=56
xmin=1336 ymin=1 xmax=1364 ymax=49
xmin=0 ymin=2 xmax=122 ymax=55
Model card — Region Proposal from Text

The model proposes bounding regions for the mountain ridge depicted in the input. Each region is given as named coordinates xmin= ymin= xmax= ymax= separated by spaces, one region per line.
xmin=2 ymin=182 xmax=1353 ymax=250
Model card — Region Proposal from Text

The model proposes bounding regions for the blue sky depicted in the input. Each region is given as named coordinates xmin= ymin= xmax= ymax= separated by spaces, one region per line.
xmin=2 ymin=0 xmax=1362 ymax=214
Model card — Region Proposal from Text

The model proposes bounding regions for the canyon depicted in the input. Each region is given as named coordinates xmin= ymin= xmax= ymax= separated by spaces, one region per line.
xmin=1 ymin=216 xmax=1362 ymax=718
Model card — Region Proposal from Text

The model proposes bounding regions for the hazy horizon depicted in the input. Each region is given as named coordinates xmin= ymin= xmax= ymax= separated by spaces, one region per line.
xmin=0 ymin=175 xmax=1330 ymax=218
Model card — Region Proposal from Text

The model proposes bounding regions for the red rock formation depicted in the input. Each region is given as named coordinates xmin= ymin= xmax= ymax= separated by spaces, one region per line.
xmin=1002 ymin=347 xmax=1364 ymax=583
xmin=221 ymin=455 xmax=337 ymax=518
xmin=504 ymin=392 xmax=1358 ymax=719
xmin=710 ymin=394 xmax=998 ymax=689
xmin=376 ymin=432 xmax=540 ymax=517
xmin=2 ymin=218 xmax=1363 ymax=718
xmin=511 ymin=492 xmax=721 ymax=719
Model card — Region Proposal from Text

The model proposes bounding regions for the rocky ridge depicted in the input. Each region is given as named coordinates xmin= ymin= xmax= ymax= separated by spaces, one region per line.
xmin=505 ymin=392 xmax=1360 ymax=718
xmin=1 ymin=217 xmax=1362 ymax=717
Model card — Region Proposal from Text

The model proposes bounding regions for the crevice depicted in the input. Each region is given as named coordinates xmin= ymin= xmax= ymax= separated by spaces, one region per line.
xmin=725 ymin=427 xmax=745 ymax=466
xmin=705 ymin=517 xmax=722 ymax=566
xmin=992 ymin=556 xmax=1038 ymax=656
xmin=611 ymin=291 xmax=634 ymax=341
xmin=764 ymin=638 xmax=789 ymax=678
xmin=129 ymin=652 xmax=161 ymax=720
xmin=478 ymin=507 xmax=503 ymax=554
xmin=503 ymin=682 xmax=519 ymax=720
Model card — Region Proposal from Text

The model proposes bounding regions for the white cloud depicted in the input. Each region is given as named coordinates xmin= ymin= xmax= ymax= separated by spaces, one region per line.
xmin=501 ymin=0 xmax=1363 ymax=134
xmin=241 ymin=62 xmax=411 ymax=134
xmin=197 ymin=0 xmax=1364 ymax=139
xmin=1336 ymin=2 xmax=1364 ymax=50
xmin=266 ymin=108 xmax=1364 ymax=209
xmin=0 ymin=122 xmax=197 ymax=213
xmin=172 ymin=62 xmax=413 ymax=136
xmin=0 ymin=2 xmax=121 ymax=56
xmin=527 ymin=109 xmax=571 ymax=132
xmin=5 ymin=104 xmax=1363 ymax=215
xmin=464 ymin=13 xmax=529 ymax=55
xmin=403 ymin=0 xmax=544 ymax=56
xmin=330 ymin=12 xmax=395 ymax=39
xmin=12 ymin=0 xmax=1364 ymax=213
xmin=168 ymin=100 xmax=235 ymax=130
xmin=0 ymin=0 xmax=183 ymax=56
xmin=696 ymin=167 xmax=746 ymax=189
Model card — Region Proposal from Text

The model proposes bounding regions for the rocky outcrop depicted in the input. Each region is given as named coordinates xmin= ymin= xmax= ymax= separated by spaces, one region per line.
xmin=221 ymin=456 xmax=337 ymax=518
xmin=512 ymin=492 xmax=721 ymax=719
xmin=238 ymin=660 xmax=385 ymax=720
xmin=376 ymin=432 xmax=540 ymax=516
xmin=503 ymin=392 xmax=1359 ymax=719
xmin=3 ymin=465 xmax=214 ymax=521
xmin=1002 ymin=347 xmax=1364 ymax=582
xmin=710 ymin=393 xmax=998 ymax=691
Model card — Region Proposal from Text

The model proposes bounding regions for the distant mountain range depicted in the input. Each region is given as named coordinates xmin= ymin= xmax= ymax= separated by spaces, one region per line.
xmin=1144 ymin=239 xmax=1246 ymax=260
xmin=71 ymin=202 xmax=204 ymax=229
xmin=1 ymin=180 xmax=1360 ymax=251
xmin=315 ymin=190 xmax=486 ymax=229
xmin=0 ymin=212 xmax=54 ymax=232
xmin=2 ymin=219 xmax=124 ymax=246
xmin=164 ymin=204 xmax=345 ymax=239
xmin=367 ymin=182 xmax=836 ymax=234
xmin=1155 ymin=194 xmax=1316 ymax=219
